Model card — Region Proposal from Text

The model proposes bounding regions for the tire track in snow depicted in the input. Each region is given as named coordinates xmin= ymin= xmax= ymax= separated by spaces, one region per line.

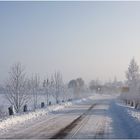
xmin=2 ymin=104 xmax=93 ymax=139
xmin=93 ymin=119 xmax=106 ymax=138
xmin=50 ymin=104 xmax=96 ymax=139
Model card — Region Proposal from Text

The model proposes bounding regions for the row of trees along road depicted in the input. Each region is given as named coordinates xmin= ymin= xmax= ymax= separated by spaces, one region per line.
xmin=4 ymin=62 xmax=125 ymax=114
xmin=4 ymin=62 xmax=87 ymax=113
xmin=5 ymin=63 xmax=66 ymax=113
xmin=120 ymin=58 xmax=140 ymax=108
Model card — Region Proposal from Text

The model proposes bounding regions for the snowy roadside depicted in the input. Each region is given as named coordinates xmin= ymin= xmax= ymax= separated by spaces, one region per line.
xmin=0 ymin=97 xmax=90 ymax=135
xmin=0 ymin=93 xmax=117 ymax=137
xmin=112 ymin=100 xmax=140 ymax=138
xmin=117 ymin=100 xmax=140 ymax=122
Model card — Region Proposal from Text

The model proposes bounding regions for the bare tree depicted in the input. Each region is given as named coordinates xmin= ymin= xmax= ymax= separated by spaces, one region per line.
xmin=30 ymin=74 xmax=40 ymax=110
xmin=76 ymin=78 xmax=85 ymax=96
xmin=5 ymin=63 xmax=29 ymax=113
xmin=43 ymin=78 xmax=50 ymax=105
xmin=76 ymin=78 xmax=84 ymax=88
xmin=53 ymin=71 xmax=63 ymax=104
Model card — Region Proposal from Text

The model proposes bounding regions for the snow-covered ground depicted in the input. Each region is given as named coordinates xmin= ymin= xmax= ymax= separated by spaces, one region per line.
xmin=113 ymin=101 xmax=140 ymax=138
xmin=1 ymin=93 xmax=140 ymax=139
xmin=0 ymin=96 xmax=90 ymax=136
xmin=0 ymin=93 xmax=57 ymax=117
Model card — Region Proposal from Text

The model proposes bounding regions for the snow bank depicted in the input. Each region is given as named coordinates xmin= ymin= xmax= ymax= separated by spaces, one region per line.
xmin=0 ymin=93 xmax=116 ymax=135
xmin=0 ymin=102 xmax=72 ymax=134
xmin=113 ymin=101 xmax=140 ymax=138
xmin=123 ymin=104 xmax=140 ymax=123
xmin=0 ymin=96 xmax=90 ymax=135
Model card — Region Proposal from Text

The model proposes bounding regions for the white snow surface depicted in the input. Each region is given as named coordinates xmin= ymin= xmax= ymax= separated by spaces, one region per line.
xmin=0 ymin=96 xmax=92 ymax=135
xmin=1 ymin=93 xmax=140 ymax=138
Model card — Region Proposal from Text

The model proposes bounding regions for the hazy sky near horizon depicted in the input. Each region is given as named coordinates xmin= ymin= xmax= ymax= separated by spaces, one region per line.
xmin=1 ymin=1 xmax=140 ymax=84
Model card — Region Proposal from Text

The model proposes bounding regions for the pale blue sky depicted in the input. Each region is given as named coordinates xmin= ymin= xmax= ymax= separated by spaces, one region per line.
xmin=1 ymin=1 xmax=140 ymax=84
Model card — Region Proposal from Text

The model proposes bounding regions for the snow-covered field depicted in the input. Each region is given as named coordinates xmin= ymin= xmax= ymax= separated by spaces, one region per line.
xmin=1 ymin=93 xmax=140 ymax=139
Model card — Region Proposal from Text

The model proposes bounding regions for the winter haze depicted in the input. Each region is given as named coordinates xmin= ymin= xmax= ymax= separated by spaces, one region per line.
xmin=1 ymin=1 xmax=140 ymax=83
xmin=1 ymin=1 xmax=140 ymax=139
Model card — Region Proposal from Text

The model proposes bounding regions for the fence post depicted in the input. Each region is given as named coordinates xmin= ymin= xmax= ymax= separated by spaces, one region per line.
xmin=41 ymin=102 xmax=45 ymax=108
xmin=8 ymin=106 xmax=14 ymax=115
xmin=49 ymin=101 xmax=51 ymax=105
xmin=23 ymin=104 xmax=27 ymax=112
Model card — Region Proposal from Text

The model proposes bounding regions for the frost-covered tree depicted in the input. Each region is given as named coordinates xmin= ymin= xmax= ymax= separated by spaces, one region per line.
xmin=76 ymin=78 xmax=84 ymax=88
xmin=126 ymin=58 xmax=140 ymax=90
xmin=122 ymin=58 xmax=140 ymax=107
xmin=30 ymin=74 xmax=40 ymax=110
xmin=68 ymin=79 xmax=77 ymax=99
xmin=53 ymin=71 xmax=63 ymax=103
xmin=76 ymin=78 xmax=85 ymax=97
xmin=89 ymin=79 xmax=100 ymax=92
xmin=68 ymin=80 xmax=77 ymax=89
xmin=68 ymin=78 xmax=85 ymax=98
xmin=61 ymin=84 xmax=68 ymax=101
xmin=5 ymin=63 xmax=29 ymax=113
xmin=43 ymin=78 xmax=50 ymax=105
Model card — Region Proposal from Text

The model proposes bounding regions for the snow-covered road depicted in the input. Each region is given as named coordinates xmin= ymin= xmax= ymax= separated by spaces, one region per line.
xmin=1 ymin=94 xmax=140 ymax=139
